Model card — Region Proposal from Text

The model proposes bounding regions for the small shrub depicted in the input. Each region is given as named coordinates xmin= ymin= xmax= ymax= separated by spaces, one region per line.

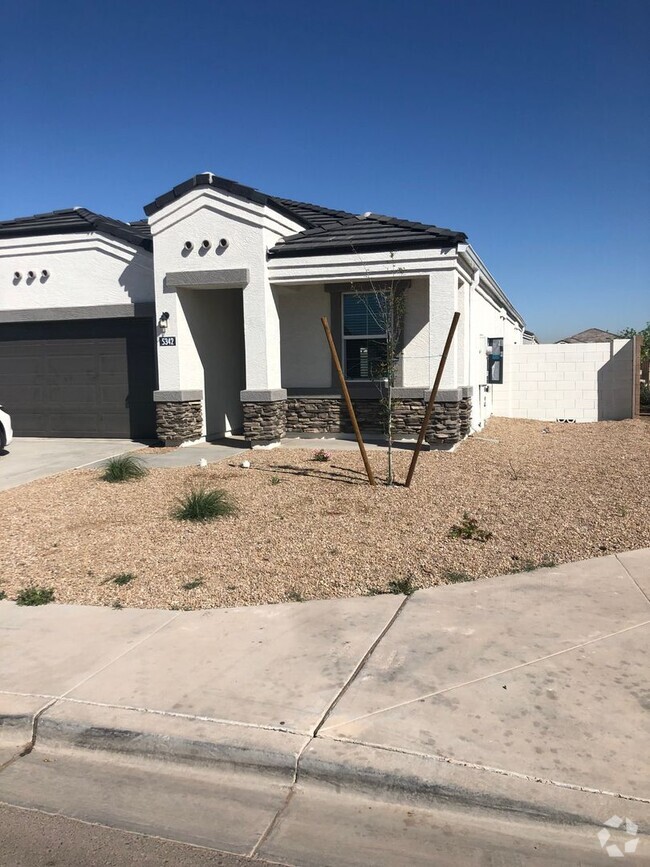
xmin=101 ymin=455 xmax=148 ymax=483
xmin=0 ymin=590 xmax=6 ymax=600
xmin=113 ymin=573 xmax=136 ymax=586
xmin=509 ymin=557 xmax=537 ymax=574
xmin=450 ymin=512 xmax=493 ymax=543
xmin=182 ymin=579 xmax=204 ymax=591
xmin=270 ymin=475 xmax=281 ymax=485
xmin=15 ymin=585 xmax=55 ymax=606
xmin=173 ymin=487 xmax=237 ymax=522
xmin=444 ymin=570 xmax=474 ymax=584
xmin=112 ymin=600 xmax=123 ymax=610
xmin=312 ymin=448 xmax=332 ymax=463
xmin=387 ymin=574 xmax=418 ymax=595
xmin=286 ymin=588 xmax=305 ymax=602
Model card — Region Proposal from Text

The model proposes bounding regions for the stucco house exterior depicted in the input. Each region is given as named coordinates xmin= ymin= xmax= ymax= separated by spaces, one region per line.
xmin=0 ymin=172 xmax=527 ymax=447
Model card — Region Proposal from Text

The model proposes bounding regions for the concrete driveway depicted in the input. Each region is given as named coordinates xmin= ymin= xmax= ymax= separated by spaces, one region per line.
xmin=0 ymin=437 xmax=139 ymax=491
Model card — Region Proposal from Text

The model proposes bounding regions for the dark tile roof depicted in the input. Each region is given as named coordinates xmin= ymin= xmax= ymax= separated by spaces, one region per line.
xmin=556 ymin=328 xmax=620 ymax=344
xmin=0 ymin=208 xmax=152 ymax=251
xmin=144 ymin=173 xmax=466 ymax=257
xmin=268 ymin=212 xmax=466 ymax=258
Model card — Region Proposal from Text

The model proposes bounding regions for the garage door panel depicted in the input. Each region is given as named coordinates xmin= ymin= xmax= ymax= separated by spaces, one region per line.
xmin=0 ymin=318 xmax=156 ymax=438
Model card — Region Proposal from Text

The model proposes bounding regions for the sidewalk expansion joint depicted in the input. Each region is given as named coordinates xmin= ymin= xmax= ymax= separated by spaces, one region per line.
xmin=324 ymin=735 xmax=650 ymax=806
xmin=313 ymin=594 xmax=412 ymax=738
xmin=0 ymin=698 xmax=59 ymax=775
xmin=250 ymin=594 xmax=412 ymax=859
xmin=320 ymin=617 xmax=650 ymax=733
xmin=616 ymin=554 xmax=650 ymax=604
xmin=57 ymin=611 xmax=181 ymax=700
xmin=54 ymin=697 xmax=306 ymax=736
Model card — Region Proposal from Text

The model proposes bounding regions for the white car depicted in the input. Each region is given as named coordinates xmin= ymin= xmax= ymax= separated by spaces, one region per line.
xmin=0 ymin=405 xmax=13 ymax=451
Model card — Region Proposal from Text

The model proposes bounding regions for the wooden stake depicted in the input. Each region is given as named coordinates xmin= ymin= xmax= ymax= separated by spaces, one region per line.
xmin=321 ymin=316 xmax=376 ymax=486
xmin=405 ymin=312 xmax=461 ymax=488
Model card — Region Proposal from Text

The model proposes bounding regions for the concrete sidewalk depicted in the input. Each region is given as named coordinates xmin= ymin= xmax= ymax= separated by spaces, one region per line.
xmin=1 ymin=550 xmax=648 ymax=865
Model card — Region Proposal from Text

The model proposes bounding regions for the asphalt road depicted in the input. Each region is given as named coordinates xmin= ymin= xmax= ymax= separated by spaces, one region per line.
xmin=0 ymin=804 xmax=287 ymax=867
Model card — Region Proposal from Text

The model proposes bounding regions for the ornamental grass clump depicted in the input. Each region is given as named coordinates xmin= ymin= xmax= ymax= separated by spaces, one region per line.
xmin=173 ymin=487 xmax=237 ymax=522
xmin=101 ymin=455 xmax=149 ymax=483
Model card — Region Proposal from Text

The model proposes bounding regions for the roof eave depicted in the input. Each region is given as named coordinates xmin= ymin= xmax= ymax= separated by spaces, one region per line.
xmin=268 ymin=237 xmax=463 ymax=259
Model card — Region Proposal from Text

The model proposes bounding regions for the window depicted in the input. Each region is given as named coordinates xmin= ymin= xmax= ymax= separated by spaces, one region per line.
xmin=487 ymin=337 xmax=504 ymax=384
xmin=343 ymin=293 xmax=387 ymax=379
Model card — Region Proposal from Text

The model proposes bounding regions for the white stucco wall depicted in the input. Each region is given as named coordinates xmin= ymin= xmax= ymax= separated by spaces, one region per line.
xmin=0 ymin=233 xmax=153 ymax=312
xmin=278 ymin=284 xmax=331 ymax=388
xmin=465 ymin=280 xmax=523 ymax=428
xmin=178 ymin=288 xmax=245 ymax=436
xmin=401 ymin=278 xmax=430 ymax=386
xmin=491 ymin=340 xmax=635 ymax=421
xmin=149 ymin=187 xmax=303 ymax=397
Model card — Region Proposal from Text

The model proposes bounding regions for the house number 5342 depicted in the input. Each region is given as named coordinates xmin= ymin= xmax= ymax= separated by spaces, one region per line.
xmin=159 ymin=336 xmax=176 ymax=346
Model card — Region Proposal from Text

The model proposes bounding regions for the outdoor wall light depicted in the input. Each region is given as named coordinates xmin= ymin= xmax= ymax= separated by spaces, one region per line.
xmin=218 ymin=238 xmax=229 ymax=249
xmin=184 ymin=240 xmax=194 ymax=251
xmin=13 ymin=271 xmax=21 ymax=280
xmin=27 ymin=270 xmax=36 ymax=280
xmin=158 ymin=311 xmax=170 ymax=332
xmin=201 ymin=239 xmax=211 ymax=250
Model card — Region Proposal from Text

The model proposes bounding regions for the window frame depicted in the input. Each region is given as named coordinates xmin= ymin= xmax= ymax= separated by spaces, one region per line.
xmin=341 ymin=291 xmax=389 ymax=381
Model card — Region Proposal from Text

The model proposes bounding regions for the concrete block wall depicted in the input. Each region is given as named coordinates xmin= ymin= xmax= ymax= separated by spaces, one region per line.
xmin=492 ymin=340 xmax=635 ymax=422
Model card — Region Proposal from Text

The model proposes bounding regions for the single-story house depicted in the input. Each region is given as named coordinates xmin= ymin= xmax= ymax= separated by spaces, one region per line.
xmin=556 ymin=327 xmax=620 ymax=344
xmin=0 ymin=172 xmax=527 ymax=447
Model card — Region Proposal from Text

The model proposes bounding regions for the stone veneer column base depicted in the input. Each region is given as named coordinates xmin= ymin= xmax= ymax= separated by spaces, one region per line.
xmin=155 ymin=401 xmax=203 ymax=446
xmin=242 ymin=400 xmax=287 ymax=446
xmin=284 ymin=391 xmax=473 ymax=446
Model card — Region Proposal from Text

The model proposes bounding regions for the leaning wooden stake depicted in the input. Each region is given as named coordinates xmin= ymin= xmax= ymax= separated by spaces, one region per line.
xmin=321 ymin=316 xmax=376 ymax=486
xmin=405 ymin=312 xmax=461 ymax=488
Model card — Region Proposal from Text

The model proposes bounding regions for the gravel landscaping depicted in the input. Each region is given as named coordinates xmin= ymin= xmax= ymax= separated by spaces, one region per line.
xmin=1 ymin=417 xmax=648 ymax=609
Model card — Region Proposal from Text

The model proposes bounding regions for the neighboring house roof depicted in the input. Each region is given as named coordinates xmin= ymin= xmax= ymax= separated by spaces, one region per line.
xmin=556 ymin=328 xmax=620 ymax=344
xmin=0 ymin=208 xmax=153 ymax=251
xmin=144 ymin=172 xmax=467 ymax=257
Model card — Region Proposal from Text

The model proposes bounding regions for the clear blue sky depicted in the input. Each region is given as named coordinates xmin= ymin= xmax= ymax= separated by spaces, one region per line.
xmin=1 ymin=0 xmax=648 ymax=341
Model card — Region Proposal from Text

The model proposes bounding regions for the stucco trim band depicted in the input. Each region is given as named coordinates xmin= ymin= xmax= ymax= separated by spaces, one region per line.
xmin=164 ymin=269 xmax=250 ymax=290
xmin=153 ymin=390 xmax=204 ymax=403
xmin=240 ymin=388 xmax=288 ymax=403
xmin=0 ymin=303 xmax=155 ymax=323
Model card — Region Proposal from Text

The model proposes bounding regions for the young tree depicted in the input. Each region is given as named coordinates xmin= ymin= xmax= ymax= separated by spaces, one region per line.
xmin=350 ymin=254 xmax=406 ymax=485
xmin=619 ymin=322 xmax=650 ymax=361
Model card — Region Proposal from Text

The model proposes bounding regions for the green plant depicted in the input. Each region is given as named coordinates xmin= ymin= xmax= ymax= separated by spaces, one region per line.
xmin=15 ymin=585 xmax=55 ymax=606
xmin=286 ymin=588 xmax=305 ymax=602
xmin=509 ymin=556 xmax=537 ymax=573
xmin=450 ymin=512 xmax=493 ymax=542
xmin=111 ymin=600 xmax=123 ymax=610
xmin=387 ymin=574 xmax=418 ymax=595
xmin=172 ymin=487 xmax=237 ymax=522
xmin=444 ymin=570 xmax=474 ymax=583
xmin=312 ymin=449 xmax=332 ymax=462
xmin=0 ymin=590 xmax=6 ymax=600
xmin=101 ymin=454 xmax=149 ymax=483
xmin=113 ymin=572 xmax=136 ymax=586
xmin=182 ymin=579 xmax=204 ymax=591
xmin=641 ymin=383 xmax=650 ymax=407
xmin=270 ymin=475 xmax=281 ymax=485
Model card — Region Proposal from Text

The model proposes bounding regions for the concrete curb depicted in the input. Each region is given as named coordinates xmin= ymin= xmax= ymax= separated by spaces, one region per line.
xmin=300 ymin=738 xmax=650 ymax=832
xmin=35 ymin=700 xmax=307 ymax=783
xmin=21 ymin=700 xmax=650 ymax=835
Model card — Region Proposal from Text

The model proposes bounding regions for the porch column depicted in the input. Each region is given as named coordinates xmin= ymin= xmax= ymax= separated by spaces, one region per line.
xmin=153 ymin=288 xmax=205 ymax=446
xmin=240 ymin=282 xmax=286 ymax=447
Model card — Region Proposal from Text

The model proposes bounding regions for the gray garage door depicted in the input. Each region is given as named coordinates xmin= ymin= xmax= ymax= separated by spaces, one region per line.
xmin=0 ymin=318 xmax=157 ymax=438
